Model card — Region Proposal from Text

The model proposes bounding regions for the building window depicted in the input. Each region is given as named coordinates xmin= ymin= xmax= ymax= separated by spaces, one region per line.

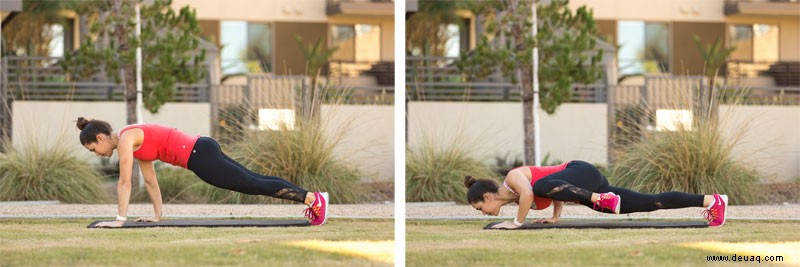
xmin=617 ymin=21 xmax=669 ymax=75
xmin=221 ymin=21 xmax=272 ymax=75
xmin=444 ymin=18 xmax=471 ymax=58
xmin=1 ymin=18 xmax=73 ymax=57
xmin=728 ymin=24 xmax=778 ymax=62
xmin=443 ymin=23 xmax=460 ymax=58
xmin=47 ymin=24 xmax=65 ymax=57
xmin=331 ymin=24 xmax=380 ymax=62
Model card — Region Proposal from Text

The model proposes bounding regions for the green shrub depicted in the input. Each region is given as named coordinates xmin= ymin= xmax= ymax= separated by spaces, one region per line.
xmin=0 ymin=141 xmax=109 ymax=203
xmin=132 ymin=165 xmax=204 ymax=203
xmin=492 ymin=152 xmax=523 ymax=176
xmin=407 ymin=135 xmax=495 ymax=203
xmin=610 ymin=122 xmax=762 ymax=205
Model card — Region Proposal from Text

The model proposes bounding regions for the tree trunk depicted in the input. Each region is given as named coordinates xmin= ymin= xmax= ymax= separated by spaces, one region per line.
xmin=112 ymin=0 xmax=136 ymax=125
xmin=509 ymin=1 xmax=537 ymax=165
xmin=520 ymin=65 xmax=536 ymax=165
xmin=123 ymin=66 xmax=137 ymax=125
xmin=112 ymin=0 xmax=140 ymax=187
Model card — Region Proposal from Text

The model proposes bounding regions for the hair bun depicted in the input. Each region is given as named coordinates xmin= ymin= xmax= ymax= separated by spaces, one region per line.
xmin=76 ymin=117 xmax=90 ymax=130
xmin=464 ymin=176 xmax=476 ymax=188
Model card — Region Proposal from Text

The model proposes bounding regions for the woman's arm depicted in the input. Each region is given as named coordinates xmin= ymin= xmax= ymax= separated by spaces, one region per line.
xmin=536 ymin=201 xmax=563 ymax=223
xmin=552 ymin=201 xmax=563 ymax=220
xmin=506 ymin=169 xmax=534 ymax=227
xmin=138 ymin=160 xmax=162 ymax=222
xmin=115 ymin=132 xmax=136 ymax=222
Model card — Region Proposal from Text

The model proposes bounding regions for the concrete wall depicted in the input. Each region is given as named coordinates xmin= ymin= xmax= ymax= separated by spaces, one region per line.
xmin=720 ymin=105 xmax=800 ymax=182
xmin=408 ymin=102 xmax=800 ymax=182
xmin=10 ymin=101 xmax=394 ymax=182
xmin=12 ymin=102 xmax=211 ymax=163
xmin=11 ymin=101 xmax=797 ymax=182
xmin=407 ymin=102 xmax=608 ymax=166
xmin=322 ymin=105 xmax=394 ymax=181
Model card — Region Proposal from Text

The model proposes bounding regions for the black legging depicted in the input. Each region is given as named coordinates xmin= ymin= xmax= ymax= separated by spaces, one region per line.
xmin=186 ymin=137 xmax=308 ymax=203
xmin=532 ymin=161 xmax=704 ymax=214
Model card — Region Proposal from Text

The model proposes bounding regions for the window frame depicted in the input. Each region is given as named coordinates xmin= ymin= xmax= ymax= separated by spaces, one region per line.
xmin=616 ymin=20 xmax=672 ymax=75
xmin=328 ymin=23 xmax=382 ymax=63
xmin=220 ymin=20 xmax=275 ymax=75
xmin=726 ymin=23 xmax=780 ymax=63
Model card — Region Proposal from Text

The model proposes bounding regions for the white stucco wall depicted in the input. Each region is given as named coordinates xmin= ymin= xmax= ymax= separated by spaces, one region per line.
xmin=10 ymin=101 xmax=394 ymax=181
xmin=322 ymin=105 xmax=394 ymax=181
xmin=720 ymin=105 xmax=800 ymax=182
xmin=407 ymin=102 xmax=608 ymax=166
xmin=408 ymin=101 xmax=800 ymax=182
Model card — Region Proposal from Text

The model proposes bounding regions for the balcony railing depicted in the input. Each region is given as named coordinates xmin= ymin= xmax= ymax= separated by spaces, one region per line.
xmin=0 ymin=56 xmax=211 ymax=102
xmin=405 ymin=56 xmax=800 ymax=106
xmin=726 ymin=61 xmax=800 ymax=88
xmin=326 ymin=0 xmax=394 ymax=15
xmin=406 ymin=56 xmax=607 ymax=102
xmin=725 ymin=0 xmax=800 ymax=16
xmin=327 ymin=60 xmax=394 ymax=104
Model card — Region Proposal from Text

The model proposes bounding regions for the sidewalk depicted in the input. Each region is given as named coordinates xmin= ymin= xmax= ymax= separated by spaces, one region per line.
xmin=0 ymin=202 xmax=394 ymax=219
xmin=407 ymin=202 xmax=800 ymax=220
xmin=2 ymin=202 xmax=798 ymax=220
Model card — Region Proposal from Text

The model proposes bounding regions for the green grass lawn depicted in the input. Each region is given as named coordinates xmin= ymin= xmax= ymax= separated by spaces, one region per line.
xmin=407 ymin=220 xmax=800 ymax=266
xmin=0 ymin=218 xmax=393 ymax=266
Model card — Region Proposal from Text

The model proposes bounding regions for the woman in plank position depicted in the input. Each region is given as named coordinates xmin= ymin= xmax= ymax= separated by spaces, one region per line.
xmin=77 ymin=117 xmax=328 ymax=228
xmin=465 ymin=160 xmax=727 ymax=229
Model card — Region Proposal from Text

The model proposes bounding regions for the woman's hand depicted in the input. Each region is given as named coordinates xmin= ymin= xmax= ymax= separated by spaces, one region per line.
xmin=535 ymin=217 xmax=559 ymax=224
xmin=94 ymin=220 xmax=125 ymax=228
xmin=135 ymin=217 xmax=161 ymax=223
xmin=491 ymin=221 xmax=521 ymax=229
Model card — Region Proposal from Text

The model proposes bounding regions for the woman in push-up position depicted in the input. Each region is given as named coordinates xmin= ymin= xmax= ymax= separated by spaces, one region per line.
xmin=76 ymin=117 xmax=328 ymax=228
xmin=465 ymin=160 xmax=727 ymax=229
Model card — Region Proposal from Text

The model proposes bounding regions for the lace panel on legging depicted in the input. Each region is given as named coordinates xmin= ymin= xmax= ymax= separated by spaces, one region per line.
xmin=545 ymin=184 xmax=593 ymax=201
xmin=274 ymin=188 xmax=306 ymax=202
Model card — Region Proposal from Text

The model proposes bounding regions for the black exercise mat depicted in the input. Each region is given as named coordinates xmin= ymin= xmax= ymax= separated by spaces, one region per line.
xmin=484 ymin=220 xmax=708 ymax=230
xmin=88 ymin=219 xmax=311 ymax=228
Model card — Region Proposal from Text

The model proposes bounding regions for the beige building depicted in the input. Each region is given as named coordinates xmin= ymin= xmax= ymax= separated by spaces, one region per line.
xmin=2 ymin=0 xmax=393 ymax=87
xmin=407 ymin=0 xmax=798 ymax=88
xmin=175 ymin=0 xmax=394 ymax=89
xmin=570 ymin=0 xmax=799 ymax=87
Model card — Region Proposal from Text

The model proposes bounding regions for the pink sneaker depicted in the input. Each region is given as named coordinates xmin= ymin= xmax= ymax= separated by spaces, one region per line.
xmin=594 ymin=192 xmax=621 ymax=214
xmin=304 ymin=192 xmax=328 ymax=226
xmin=702 ymin=194 xmax=727 ymax=227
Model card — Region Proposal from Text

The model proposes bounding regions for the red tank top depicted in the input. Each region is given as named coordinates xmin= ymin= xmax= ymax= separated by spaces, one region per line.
xmin=118 ymin=124 xmax=199 ymax=169
xmin=508 ymin=161 xmax=570 ymax=210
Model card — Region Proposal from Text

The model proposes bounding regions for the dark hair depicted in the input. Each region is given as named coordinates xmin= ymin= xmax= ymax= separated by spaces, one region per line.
xmin=464 ymin=176 xmax=499 ymax=204
xmin=76 ymin=117 xmax=113 ymax=145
